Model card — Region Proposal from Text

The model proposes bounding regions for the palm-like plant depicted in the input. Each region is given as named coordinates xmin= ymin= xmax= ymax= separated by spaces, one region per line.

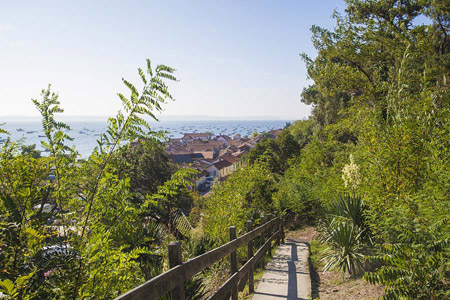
xmin=318 ymin=194 xmax=370 ymax=278
xmin=329 ymin=194 xmax=371 ymax=243
xmin=329 ymin=194 xmax=367 ymax=228
xmin=321 ymin=221 xmax=365 ymax=278
xmin=187 ymin=235 xmax=216 ymax=258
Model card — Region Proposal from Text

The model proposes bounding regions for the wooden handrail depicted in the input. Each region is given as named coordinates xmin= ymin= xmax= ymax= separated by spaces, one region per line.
xmin=115 ymin=217 xmax=282 ymax=300
xmin=208 ymin=229 xmax=280 ymax=300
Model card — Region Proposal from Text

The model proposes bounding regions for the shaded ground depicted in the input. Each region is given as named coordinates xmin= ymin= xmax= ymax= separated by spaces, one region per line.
xmin=286 ymin=226 xmax=385 ymax=300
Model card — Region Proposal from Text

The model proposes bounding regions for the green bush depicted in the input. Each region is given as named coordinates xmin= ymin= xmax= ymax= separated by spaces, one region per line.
xmin=320 ymin=221 xmax=365 ymax=277
xmin=318 ymin=194 xmax=369 ymax=277
xmin=365 ymin=218 xmax=450 ymax=300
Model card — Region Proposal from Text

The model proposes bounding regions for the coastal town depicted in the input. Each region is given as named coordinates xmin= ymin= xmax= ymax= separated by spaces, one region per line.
xmin=3 ymin=1 xmax=447 ymax=299
xmin=161 ymin=129 xmax=283 ymax=194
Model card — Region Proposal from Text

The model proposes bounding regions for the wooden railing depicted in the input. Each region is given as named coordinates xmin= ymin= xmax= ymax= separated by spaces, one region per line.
xmin=115 ymin=215 xmax=285 ymax=300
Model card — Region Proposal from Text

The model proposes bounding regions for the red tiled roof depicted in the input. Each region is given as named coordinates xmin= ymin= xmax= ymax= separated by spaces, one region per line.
xmin=233 ymin=149 xmax=249 ymax=158
xmin=213 ymin=160 xmax=232 ymax=170
xmin=196 ymin=151 xmax=215 ymax=159
xmin=216 ymin=135 xmax=230 ymax=139
xmin=268 ymin=129 xmax=283 ymax=135
xmin=267 ymin=129 xmax=283 ymax=139
xmin=186 ymin=141 xmax=224 ymax=152
xmin=182 ymin=133 xmax=211 ymax=139
xmin=238 ymin=143 xmax=252 ymax=151
xmin=220 ymin=153 xmax=239 ymax=164
xmin=191 ymin=160 xmax=213 ymax=171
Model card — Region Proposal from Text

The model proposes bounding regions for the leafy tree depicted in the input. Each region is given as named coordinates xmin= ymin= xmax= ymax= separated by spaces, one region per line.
xmin=204 ymin=161 xmax=277 ymax=244
xmin=112 ymin=139 xmax=175 ymax=203
xmin=247 ymin=138 xmax=281 ymax=173
xmin=0 ymin=140 xmax=54 ymax=299
xmin=288 ymin=119 xmax=315 ymax=148
xmin=275 ymin=130 xmax=301 ymax=170
xmin=247 ymin=130 xmax=300 ymax=175
xmin=0 ymin=59 xmax=184 ymax=299
xmin=0 ymin=123 xmax=8 ymax=134
xmin=364 ymin=206 xmax=450 ymax=300
xmin=20 ymin=144 xmax=41 ymax=159
xmin=143 ymin=168 xmax=197 ymax=236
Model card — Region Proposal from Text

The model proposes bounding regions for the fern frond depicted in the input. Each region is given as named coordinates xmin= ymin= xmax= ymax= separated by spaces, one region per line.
xmin=138 ymin=68 xmax=147 ymax=85
xmin=122 ymin=79 xmax=139 ymax=97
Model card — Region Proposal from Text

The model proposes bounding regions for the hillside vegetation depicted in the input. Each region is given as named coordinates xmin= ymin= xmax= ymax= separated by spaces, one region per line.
xmin=282 ymin=1 xmax=450 ymax=298
xmin=209 ymin=0 xmax=450 ymax=298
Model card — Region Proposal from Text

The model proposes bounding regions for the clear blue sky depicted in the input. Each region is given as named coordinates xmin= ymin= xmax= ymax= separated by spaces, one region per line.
xmin=0 ymin=0 xmax=346 ymax=120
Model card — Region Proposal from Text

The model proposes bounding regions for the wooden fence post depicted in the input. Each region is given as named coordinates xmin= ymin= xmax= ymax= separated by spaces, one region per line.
xmin=275 ymin=217 xmax=279 ymax=246
xmin=276 ymin=217 xmax=281 ymax=246
xmin=260 ymin=215 xmax=265 ymax=268
xmin=229 ymin=226 xmax=238 ymax=300
xmin=267 ymin=214 xmax=272 ymax=258
xmin=168 ymin=241 xmax=185 ymax=300
xmin=281 ymin=217 xmax=285 ymax=244
xmin=246 ymin=220 xmax=254 ymax=293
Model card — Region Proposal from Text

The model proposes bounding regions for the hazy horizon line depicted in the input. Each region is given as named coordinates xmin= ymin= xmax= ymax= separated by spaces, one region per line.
xmin=0 ymin=114 xmax=301 ymax=121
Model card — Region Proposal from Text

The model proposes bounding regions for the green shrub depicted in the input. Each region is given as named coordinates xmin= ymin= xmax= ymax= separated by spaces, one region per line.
xmin=320 ymin=220 xmax=365 ymax=277
xmin=364 ymin=218 xmax=450 ymax=300
xmin=318 ymin=194 xmax=370 ymax=278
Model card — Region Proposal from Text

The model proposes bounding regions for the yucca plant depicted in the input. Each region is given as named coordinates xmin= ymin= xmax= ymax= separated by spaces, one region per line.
xmin=318 ymin=194 xmax=370 ymax=278
xmin=329 ymin=194 xmax=371 ymax=244
xmin=187 ymin=235 xmax=216 ymax=258
xmin=329 ymin=194 xmax=367 ymax=228
xmin=321 ymin=220 xmax=365 ymax=278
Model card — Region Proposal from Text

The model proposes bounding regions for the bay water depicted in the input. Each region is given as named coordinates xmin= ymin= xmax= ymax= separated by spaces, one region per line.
xmin=0 ymin=119 xmax=292 ymax=158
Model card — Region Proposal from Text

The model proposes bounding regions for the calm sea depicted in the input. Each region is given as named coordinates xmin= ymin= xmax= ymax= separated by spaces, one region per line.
xmin=0 ymin=119 xmax=292 ymax=158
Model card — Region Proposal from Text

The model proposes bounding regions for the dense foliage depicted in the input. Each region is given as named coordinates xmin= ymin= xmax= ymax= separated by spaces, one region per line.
xmin=0 ymin=60 xmax=204 ymax=299
xmin=281 ymin=0 xmax=450 ymax=298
